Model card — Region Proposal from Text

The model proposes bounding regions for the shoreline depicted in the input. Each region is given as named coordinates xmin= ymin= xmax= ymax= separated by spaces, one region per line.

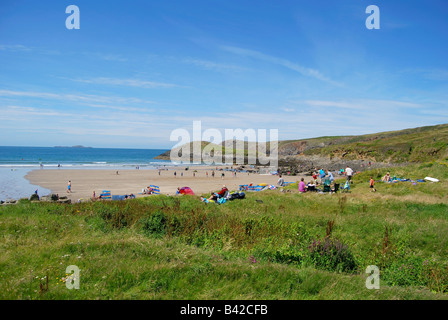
xmin=25 ymin=166 xmax=298 ymax=201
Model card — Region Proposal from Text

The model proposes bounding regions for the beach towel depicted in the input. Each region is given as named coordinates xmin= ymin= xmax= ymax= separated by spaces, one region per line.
xmin=149 ymin=185 xmax=160 ymax=194
xmin=100 ymin=190 xmax=112 ymax=199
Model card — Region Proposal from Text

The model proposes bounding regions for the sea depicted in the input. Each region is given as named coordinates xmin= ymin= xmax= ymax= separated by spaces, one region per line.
xmin=0 ymin=146 xmax=171 ymax=202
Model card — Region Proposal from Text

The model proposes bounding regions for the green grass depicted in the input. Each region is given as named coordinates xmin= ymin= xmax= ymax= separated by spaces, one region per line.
xmin=1 ymin=163 xmax=448 ymax=300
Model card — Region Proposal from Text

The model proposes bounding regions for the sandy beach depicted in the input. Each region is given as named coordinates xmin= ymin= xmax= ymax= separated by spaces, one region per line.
xmin=25 ymin=167 xmax=300 ymax=201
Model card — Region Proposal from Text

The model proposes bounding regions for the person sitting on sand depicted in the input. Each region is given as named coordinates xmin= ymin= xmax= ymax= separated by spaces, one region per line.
xmin=201 ymin=192 xmax=218 ymax=202
xmin=278 ymin=175 xmax=285 ymax=187
xmin=299 ymin=178 xmax=307 ymax=193
xmin=217 ymin=185 xmax=228 ymax=197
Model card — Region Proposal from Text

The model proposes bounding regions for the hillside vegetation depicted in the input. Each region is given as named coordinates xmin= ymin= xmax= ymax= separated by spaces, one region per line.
xmin=1 ymin=162 xmax=447 ymax=299
xmin=299 ymin=124 xmax=448 ymax=163
xmin=156 ymin=124 xmax=448 ymax=165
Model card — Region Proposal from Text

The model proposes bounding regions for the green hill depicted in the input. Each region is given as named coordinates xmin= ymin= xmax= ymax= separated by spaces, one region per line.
xmin=156 ymin=124 xmax=448 ymax=164
xmin=295 ymin=124 xmax=448 ymax=163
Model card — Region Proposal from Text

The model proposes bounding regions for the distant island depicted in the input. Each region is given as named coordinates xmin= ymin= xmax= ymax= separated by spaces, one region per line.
xmin=54 ymin=145 xmax=92 ymax=148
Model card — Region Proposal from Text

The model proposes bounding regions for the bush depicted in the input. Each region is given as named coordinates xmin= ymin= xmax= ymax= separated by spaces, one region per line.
xmin=382 ymin=257 xmax=448 ymax=293
xmin=307 ymin=237 xmax=358 ymax=273
xmin=139 ymin=211 xmax=167 ymax=237
xmin=254 ymin=244 xmax=305 ymax=265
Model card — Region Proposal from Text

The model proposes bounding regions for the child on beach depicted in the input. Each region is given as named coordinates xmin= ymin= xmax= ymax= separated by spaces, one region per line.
xmin=67 ymin=181 xmax=71 ymax=193
xmin=370 ymin=177 xmax=376 ymax=192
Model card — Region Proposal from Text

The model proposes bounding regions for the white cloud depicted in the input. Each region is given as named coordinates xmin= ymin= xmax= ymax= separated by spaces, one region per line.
xmin=0 ymin=44 xmax=31 ymax=52
xmin=221 ymin=45 xmax=341 ymax=86
xmin=182 ymin=58 xmax=247 ymax=73
xmin=303 ymin=99 xmax=422 ymax=110
xmin=66 ymin=77 xmax=182 ymax=89
xmin=0 ymin=89 xmax=155 ymax=106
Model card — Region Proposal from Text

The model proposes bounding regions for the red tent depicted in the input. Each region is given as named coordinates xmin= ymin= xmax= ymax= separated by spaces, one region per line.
xmin=179 ymin=187 xmax=195 ymax=195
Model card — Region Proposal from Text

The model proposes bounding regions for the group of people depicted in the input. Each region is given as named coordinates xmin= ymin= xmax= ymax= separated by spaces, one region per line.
xmin=277 ymin=166 xmax=356 ymax=193
xmin=173 ymin=169 xmax=232 ymax=179
xmin=200 ymin=185 xmax=228 ymax=202
xmin=142 ymin=186 xmax=155 ymax=194
xmin=297 ymin=177 xmax=329 ymax=193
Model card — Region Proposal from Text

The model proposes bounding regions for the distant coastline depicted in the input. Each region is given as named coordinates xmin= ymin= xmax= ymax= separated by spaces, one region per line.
xmin=54 ymin=145 xmax=92 ymax=148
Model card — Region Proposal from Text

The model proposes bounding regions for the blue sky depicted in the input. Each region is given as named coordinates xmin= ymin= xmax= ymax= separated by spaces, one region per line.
xmin=0 ymin=0 xmax=447 ymax=148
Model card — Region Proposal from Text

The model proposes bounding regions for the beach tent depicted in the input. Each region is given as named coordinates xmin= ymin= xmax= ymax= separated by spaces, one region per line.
xmin=179 ymin=187 xmax=195 ymax=195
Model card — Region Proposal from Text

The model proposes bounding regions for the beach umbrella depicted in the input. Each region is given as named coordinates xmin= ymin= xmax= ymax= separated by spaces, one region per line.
xmin=179 ymin=187 xmax=195 ymax=195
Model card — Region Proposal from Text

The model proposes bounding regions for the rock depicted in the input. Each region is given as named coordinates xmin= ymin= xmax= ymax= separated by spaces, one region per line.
xmin=59 ymin=196 xmax=68 ymax=200
xmin=29 ymin=194 xmax=39 ymax=201
xmin=58 ymin=199 xmax=71 ymax=204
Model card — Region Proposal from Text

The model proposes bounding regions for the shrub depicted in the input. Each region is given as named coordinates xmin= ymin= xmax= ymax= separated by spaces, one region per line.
xmin=307 ymin=238 xmax=357 ymax=273
xmin=139 ymin=211 xmax=167 ymax=237
xmin=382 ymin=257 xmax=448 ymax=293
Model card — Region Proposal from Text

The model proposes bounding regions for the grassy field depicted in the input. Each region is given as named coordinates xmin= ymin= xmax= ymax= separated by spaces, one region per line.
xmin=1 ymin=162 xmax=447 ymax=300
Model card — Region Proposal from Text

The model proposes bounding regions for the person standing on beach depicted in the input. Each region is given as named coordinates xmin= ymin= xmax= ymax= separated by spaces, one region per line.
xmin=319 ymin=168 xmax=326 ymax=184
xmin=174 ymin=171 xmax=177 ymax=178
xmin=67 ymin=181 xmax=71 ymax=193
xmin=327 ymin=170 xmax=334 ymax=183
xmin=212 ymin=171 xmax=215 ymax=178
xmin=345 ymin=166 xmax=354 ymax=184
xmin=221 ymin=172 xmax=225 ymax=179
xmin=158 ymin=169 xmax=161 ymax=176
xmin=370 ymin=177 xmax=376 ymax=192
xmin=206 ymin=171 xmax=208 ymax=177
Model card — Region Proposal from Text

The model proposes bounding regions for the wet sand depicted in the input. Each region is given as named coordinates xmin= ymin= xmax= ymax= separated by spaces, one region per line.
xmin=25 ymin=167 xmax=299 ymax=201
